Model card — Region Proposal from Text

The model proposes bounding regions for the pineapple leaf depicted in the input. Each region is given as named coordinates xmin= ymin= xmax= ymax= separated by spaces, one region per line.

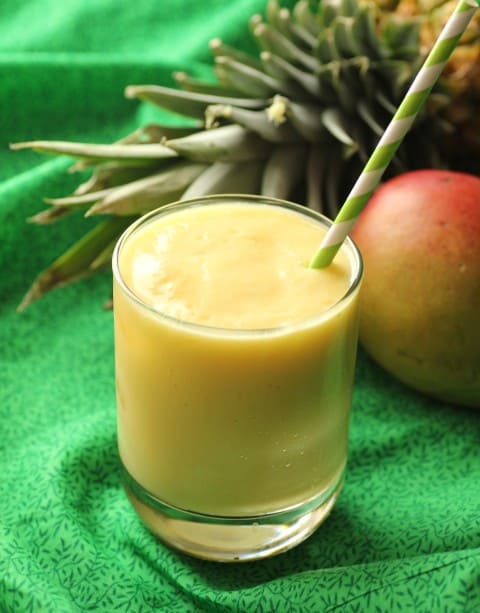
xmin=73 ymin=161 xmax=169 ymax=194
xmin=261 ymin=143 xmax=308 ymax=199
xmin=28 ymin=206 xmax=79 ymax=225
xmin=382 ymin=18 xmax=421 ymax=60
xmin=357 ymin=100 xmax=387 ymax=137
xmin=85 ymin=161 xmax=208 ymax=216
xmin=209 ymin=38 xmax=264 ymax=72
xmin=292 ymin=0 xmax=319 ymax=37
xmin=333 ymin=17 xmax=363 ymax=58
xmin=10 ymin=141 xmax=177 ymax=163
xmin=17 ymin=216 xmax=134 ymax=311
xmin=205 ymin=104 xmax=301 ymax=143
xmin=44 ymin=188 xmax=116 ymax=207
xmin=183 ymin=160 xmax=265 ymax=198
xmin=174 ymin=70 xmax=241 ymax=97
xmin=278 ymin=8 xmax=317 ymax=47
xmin=252 ymin=21 xmax=319 ymax=71
xmin=261 ymin=51 xmax=322 ymax=97
xmin=306 ymin=143 xmax=328 ymax=212
xmin=281 ymin=97 xmax=328 ymax=142
xmin=166 ymin=125 xmax=272 ymax=162
xmin=321 ymin=108 xmax=356 ymax=146
xmin=125 ymin=84 xmax=267 ymax=119
xmin=215 ymin=52 xmax=300 ymax=98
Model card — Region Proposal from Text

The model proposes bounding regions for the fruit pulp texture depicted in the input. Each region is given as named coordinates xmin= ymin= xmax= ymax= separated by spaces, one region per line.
xmin=114 ymin=202 xmax=361 ymax=516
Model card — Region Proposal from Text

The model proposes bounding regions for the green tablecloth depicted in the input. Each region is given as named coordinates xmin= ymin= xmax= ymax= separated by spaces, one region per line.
xmin=1 ymin=1 xmax=479 ymax=610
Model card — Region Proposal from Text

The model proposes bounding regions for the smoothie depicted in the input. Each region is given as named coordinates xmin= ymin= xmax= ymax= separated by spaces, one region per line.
xmin=113 ymin=198 xmax=362 ymax=521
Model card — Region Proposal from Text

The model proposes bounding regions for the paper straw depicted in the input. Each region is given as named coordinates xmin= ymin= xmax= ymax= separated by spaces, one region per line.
xmin=309 ymin=0 xmax=480 ymax=269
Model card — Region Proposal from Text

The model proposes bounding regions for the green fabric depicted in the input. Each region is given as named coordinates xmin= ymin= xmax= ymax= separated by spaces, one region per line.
xmin=1 ymin=1 xmax=480 ymax=611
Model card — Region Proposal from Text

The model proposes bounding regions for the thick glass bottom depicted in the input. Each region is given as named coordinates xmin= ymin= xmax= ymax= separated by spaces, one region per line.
xmin=122 ymin=465 xmax=345 ymax=562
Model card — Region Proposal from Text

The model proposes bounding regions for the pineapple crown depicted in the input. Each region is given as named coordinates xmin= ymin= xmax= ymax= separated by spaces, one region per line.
xmin=11 ymin=0 xmax=478 ymax=308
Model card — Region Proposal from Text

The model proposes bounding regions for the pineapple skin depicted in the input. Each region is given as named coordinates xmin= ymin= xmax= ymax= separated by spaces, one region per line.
xmin=381 ymin=0 xmax=480 ymax=161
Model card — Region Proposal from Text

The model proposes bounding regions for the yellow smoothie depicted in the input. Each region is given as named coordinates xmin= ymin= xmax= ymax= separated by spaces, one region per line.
xmin=113 ymin=199 xmax=362 ymax=517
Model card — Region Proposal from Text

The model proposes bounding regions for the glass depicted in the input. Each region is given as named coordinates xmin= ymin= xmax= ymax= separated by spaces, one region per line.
xmin=112 ymin=195 xmax=363 ymax=562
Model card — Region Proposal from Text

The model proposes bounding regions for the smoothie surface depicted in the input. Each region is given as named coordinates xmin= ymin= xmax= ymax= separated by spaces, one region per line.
xmin=119 ymin=203 xmax=352 ymax=329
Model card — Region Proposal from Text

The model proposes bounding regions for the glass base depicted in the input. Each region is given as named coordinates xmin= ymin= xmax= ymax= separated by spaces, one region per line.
xmin=122 ymin=466 xmax=345 ymax=562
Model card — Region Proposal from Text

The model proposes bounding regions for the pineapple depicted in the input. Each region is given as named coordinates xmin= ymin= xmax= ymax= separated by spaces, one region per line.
xmin=12 ymin=0 xmax=480 ymax=309
xmin=375 ymin=0 xmax=480 ymax=168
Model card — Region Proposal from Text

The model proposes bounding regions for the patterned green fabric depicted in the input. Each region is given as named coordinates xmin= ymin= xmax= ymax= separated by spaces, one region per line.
xmin=1 ymin=1 xmax=480 ymax=611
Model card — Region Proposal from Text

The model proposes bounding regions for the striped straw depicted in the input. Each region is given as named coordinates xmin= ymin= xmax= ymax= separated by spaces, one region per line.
xmin=309 ymin=0 xmax=480 ymax=269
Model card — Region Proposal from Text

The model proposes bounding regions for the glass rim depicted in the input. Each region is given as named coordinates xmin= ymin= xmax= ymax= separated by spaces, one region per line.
xmin=112 ymin=194 xmax=363 ymax=337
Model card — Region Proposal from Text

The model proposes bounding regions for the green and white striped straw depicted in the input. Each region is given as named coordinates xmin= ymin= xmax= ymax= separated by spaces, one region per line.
xmin=309 ymin=0 xmax=480 ymax=269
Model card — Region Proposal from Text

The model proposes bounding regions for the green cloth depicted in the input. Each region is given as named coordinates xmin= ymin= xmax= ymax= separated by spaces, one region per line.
xmin=1 ymin=1 xmax=480 ymax=610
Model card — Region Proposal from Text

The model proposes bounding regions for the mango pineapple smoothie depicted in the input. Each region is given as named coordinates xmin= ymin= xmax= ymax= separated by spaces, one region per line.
xmin=113 ymin=198 xmax=362 ymax=518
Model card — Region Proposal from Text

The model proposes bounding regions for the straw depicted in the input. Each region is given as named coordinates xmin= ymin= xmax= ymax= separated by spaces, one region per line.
xmin=309 ymin=0 xmax=480 ymax=269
